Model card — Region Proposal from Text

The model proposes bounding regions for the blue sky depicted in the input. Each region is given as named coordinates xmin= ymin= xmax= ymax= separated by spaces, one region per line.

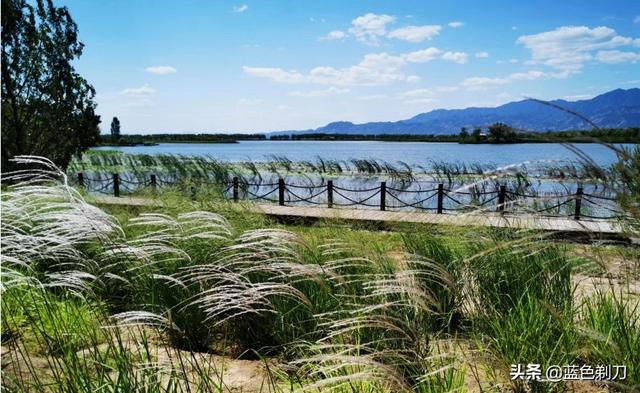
xmin=59 ymin=0 xmax=640 ymax=133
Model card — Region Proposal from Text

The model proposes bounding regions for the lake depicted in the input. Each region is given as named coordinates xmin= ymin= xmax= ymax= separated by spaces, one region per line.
xmin=93 ymin=141 xmax=629 ymax=169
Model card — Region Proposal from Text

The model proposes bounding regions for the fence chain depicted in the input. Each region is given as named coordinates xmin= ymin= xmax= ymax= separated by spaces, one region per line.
xmin=72 ymin=173 xmax=622 ymax=219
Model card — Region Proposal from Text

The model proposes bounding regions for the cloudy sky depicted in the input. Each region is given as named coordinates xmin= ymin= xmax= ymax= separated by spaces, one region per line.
xmin=60 ymin=0 xmax=640 ymax=133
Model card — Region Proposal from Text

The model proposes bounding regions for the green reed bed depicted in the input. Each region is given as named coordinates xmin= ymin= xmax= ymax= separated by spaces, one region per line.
xmin=69 ymin=151 xmax=618 ymax=185
xmin=69 ymin=152 xmax=624 ymax=221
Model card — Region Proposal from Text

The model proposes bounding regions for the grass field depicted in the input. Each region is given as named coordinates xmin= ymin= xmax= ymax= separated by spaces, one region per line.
xmin=1 ymin=156 xmax=639 ymax=392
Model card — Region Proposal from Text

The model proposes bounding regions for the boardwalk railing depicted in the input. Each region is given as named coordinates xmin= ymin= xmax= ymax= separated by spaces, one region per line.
xmin=76 ymin=172 xmax=624 ymax=221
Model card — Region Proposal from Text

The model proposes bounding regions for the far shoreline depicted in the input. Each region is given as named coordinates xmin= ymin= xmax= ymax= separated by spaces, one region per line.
xmin=95 ymin=127 xmax=639 ymax=146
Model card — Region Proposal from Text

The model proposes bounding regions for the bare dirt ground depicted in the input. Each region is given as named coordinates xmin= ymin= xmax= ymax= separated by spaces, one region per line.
xmin=570 ymin=245 xmax=640 ymax=303
xmin=1 ymin=329 xmax=280 ymax=392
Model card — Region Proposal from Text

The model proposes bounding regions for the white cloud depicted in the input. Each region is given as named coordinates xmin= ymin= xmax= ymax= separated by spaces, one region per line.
xmin=319 ymin=30 xmax=346 ymax=41
xmin=396 ymin=88 xmax=433 ymax=99
xmin=244 ymin=53 xmax=407 ymax=86
xmin=387 ymin=25 xmax=442 ymax=42
xmin=403 ymin=47 xmax=442 ymax=63
xmin=304 ymin=49 xmax=451 ymax=85
xmin=404 ymin=98 xmax=437 ymax=105
xmin=311 ymin=67 xmax=401 ymax=86
xmin=145 ymin=66 xmax=177 ymax=75
xmin=343 ymin=13 xmax=441 ymax=45
xmin=475 ymin=51 xmax=489 ymax=58
xmin=122 ymin=84 xmax=156 ymax=96
xmin=233 ymin=4 xmax=248 ymax=12
xmin=359 ymin=52 xmax=406 ymax=70
xmin=357 ymin=94 xmax=387 ymax=101
xmin=460 ymin=76 xmax=509 ymax=90
xmin=288 ymin=87 xmax=350 ymax=97
xmin=517 ymin=25 xmax=638 ymax=71
xmin=509 ymin=70 xmax=548 ymax=80
xmin=448 ymin=21 xmax=464 ymax=28
xmin=441 ymin=51 xmax=469 ymax=64
xmin=244 ymin=47 xmax=469 ymax=87
xmin=512 ymin=26 xmax=518 ymax=31
xmin=348 ymin=13 xmax=395 ymax=45
xmin=436 ymin=86 xmax=459 ymax=92
xmin=308 ymin=52 xmax=407 ymax=86
xmin=242 ymin=66 xmax=305 ymax=83
xmin=508 ymin=58 xmax=518 ymax=64
xmin=595 ymin=50 xmax=640 ymax=64
xmin=460 ymin=69 xmax=568 ymax=90
xmin=563 ymin=94 xmax=594 ymax=100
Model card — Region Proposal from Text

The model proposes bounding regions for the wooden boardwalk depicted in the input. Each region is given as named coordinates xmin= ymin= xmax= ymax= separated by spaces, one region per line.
xmin=93 ymin=196 xmax=626 ymax=236
xmin=257 ymin=204 xmax=624 ymax=234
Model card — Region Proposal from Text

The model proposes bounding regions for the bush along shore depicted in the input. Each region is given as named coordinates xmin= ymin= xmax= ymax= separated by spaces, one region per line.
xmin=99 ymin=133 xmax=267 ymax=146
xmin=269 ymin=127 xmax=640 ymax=144
xmin=1 ymin=156 xmax=639 ymax=392
xmin=96 ymin=127 xmax=640 ymax=145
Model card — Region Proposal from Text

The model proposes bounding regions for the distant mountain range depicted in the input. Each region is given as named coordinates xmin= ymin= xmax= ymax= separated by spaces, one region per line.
xmin=270 ymin=88 xmax=640 ymax=136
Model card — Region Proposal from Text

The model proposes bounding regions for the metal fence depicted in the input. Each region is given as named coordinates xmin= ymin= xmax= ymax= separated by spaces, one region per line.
xmin=75 ymin=172 xmax=624 ymax=221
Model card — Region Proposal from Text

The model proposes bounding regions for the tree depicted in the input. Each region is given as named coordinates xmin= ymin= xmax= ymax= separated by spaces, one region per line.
xmin=110 ymin=117 xmax=121 ymax=139
xmin=488 ymin=123 xmax=517 ymax=143
xmin=1 ymin=0 xmax=100 ymax=172
xmin=458 ymin=127 xmax=469 ymax=143
xmin=471 ymin=128 xmax=482 ymax=143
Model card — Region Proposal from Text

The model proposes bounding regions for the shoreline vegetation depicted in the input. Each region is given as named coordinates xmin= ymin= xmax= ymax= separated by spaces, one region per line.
xmin=99 ymin=133 xmax=266 ymax=146
xmin=68 ymin=151 xmax=625 ymax=218
xmin=97 ymin=127 xmax=640 ymax=146
xmin=70 ymin=151 xmax=615 ymax=183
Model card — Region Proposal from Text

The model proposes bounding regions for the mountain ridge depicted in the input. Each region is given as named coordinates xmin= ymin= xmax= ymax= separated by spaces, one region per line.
xmin=270 ymin=88 xmax=640 ymax=136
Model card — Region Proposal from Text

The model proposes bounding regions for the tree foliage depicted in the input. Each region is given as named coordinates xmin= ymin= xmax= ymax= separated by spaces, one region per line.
xmin=471 ymin=128 xmax=482 ymax=143
xmin=110 ymin=117 xmax=120 ymax=138
xmin=487 ymin=122 xmax=517 ymax=143
xmin=1 ymin=0 xmax=100 ymax=171
xmin=458 ymin=127 xmax=469 ymax=143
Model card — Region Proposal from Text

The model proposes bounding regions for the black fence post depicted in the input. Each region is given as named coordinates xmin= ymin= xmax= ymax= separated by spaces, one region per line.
xmin=150 ymin=174 xmax=157 ymax=191
xmin=497 ymin=185 xmax=506 ymax=213
xmin=113 ymin=173 xmax=120 ymax=197
xmin=574 ymin=186 xmax=583 ymax=220
xmin=77 ymin=173 xmax=84 ymax=188
xmin=233 ymin=177 xmax=239 ymax=202
xmin=380 ymin=181 xmax=386 ymax=211
xmin=278 ymin=178 xmax=285 ymax=206
xmin=437 ymin=183 xmax=444 ymax=214
xmin=327 ymin=180 xmax=333 ymax=208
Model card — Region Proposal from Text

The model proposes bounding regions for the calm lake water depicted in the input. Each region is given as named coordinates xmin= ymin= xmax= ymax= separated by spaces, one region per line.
xmin=93 ymin=141 xmax=630 ymax=169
